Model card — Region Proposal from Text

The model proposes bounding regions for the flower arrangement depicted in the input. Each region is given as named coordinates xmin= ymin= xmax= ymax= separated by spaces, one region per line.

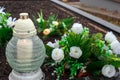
xmin=0 ymin=7 xmax=16 ymax=48
xmin=34 ymin=12 xmax=74 ymax=36
xmin=45 ymin=23 xmax=120 ymax=79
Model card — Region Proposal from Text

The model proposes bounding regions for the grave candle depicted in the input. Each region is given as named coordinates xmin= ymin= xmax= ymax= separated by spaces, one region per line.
xmin=6 ymin=13 xmax=46 ymax=80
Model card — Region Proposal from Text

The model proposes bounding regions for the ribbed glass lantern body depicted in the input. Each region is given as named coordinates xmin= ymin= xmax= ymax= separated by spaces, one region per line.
xmin=6 ymin=35 xmax=45 ymax=73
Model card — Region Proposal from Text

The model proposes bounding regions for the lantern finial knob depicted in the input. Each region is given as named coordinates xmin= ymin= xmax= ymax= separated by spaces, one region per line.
xmin=20 ymin=13 xmax=28 ymax=19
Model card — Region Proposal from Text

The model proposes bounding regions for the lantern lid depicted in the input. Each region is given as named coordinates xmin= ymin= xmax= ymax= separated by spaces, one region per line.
xmin=13 ymin=13 xmax=37 ymax=38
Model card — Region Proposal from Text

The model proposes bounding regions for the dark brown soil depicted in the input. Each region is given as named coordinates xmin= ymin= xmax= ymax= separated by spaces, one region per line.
xmin=0 ymin=1 xmax=120 ymax=80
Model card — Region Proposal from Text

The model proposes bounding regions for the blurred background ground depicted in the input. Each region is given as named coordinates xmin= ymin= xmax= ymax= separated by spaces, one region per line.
xmin=61 ymin=0 xmax=120 ymax=26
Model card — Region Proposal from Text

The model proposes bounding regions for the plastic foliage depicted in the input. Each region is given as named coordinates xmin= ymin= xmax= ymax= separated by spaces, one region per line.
xmin=0 ymin=7 xmax=13 ymax=48
xmin=34 ymin=11 xmax=74 ymax=36
xmin=45 ymin=24 xmax=120 ymax=80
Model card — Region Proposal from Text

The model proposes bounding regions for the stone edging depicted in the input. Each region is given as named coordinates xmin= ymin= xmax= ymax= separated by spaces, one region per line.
xmin=51 ymin=0 xmax=120 ymax=34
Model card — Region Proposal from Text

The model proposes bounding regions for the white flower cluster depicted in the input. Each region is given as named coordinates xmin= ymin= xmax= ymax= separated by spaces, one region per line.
xmin=71 ymin=23 xmax=83 ymax=34
xmin=103 ymin=32 xmax=120 ymax=78
xmin=47 ymin=40 xmax=64 ymax=62
xmin=51 ymin=46 xmax=83 ymax=62
xmin=7 ymin=17 xmax=16 ymax=28
xmin=102 ymin=65 xmax=116 ymax=78
xmin=0 ymin=6 xmax=16 ymax=28
xmin=0 ymin=7 xmax=5 ymax=14
xmin=0 ymin=7 xmax=5 ymax=28
xmin=47 ymin=23 xmax=120 ymax=78
xmin=47 ymin=38 xmax=83 ymax=62
xmin=105 ymin=32 xmax=120 ymax=55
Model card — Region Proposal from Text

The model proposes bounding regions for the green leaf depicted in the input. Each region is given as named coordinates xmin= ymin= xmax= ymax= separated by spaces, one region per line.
xmin=0 ymin=27 xmax=12 ymax=47
xmin=45 ymin=45 xmax=53 ymax=58
xmin=34 ymin=11 xmax=47 ymax=33
xmin=106 ymin=55 xmax=120 ymax=67
xmin=109 ymin=61 xmax=120 ymax=67
xmin=70 ymin=62 xmax=83 ymax=78
xmin=87 ymin=61 xmax=105 ymax=73
xmin=60 ymin=17 xmax=74 ymax=29
xmin=91 ymin=33 xmax=103 ymax=42
xmin=48 ymin=14 xmax=57 ymax=24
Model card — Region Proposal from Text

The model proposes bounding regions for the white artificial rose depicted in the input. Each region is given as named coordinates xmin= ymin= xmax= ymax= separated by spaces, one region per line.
xmin=71 ymin=23 xmax=83 ymax=34
xmin=105 ymin=32 xmax=117 ymax=43
xmin=102 ymin=65 xmax=116 ymax=78
xmin=110 ymin=40 xmax=120 ymax=55
xmin=69 ymin=46 xmax=82 ymax=59
xmin=51 ymin=48 xmax=64 ymax=62
xmin=52 ymin=21 xmax=59 ymax=26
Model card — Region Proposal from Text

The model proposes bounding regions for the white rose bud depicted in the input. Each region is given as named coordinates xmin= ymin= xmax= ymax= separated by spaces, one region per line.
xmin=47 ymin=40 xmax=59 ymax=48
xmin=69 ymin=46 xmax=82 ymax=59
xmin=52 ymin=48 xmax=64 ymax=62
xmin=71 ymin=23 xmax=83 ymax=34
xmin=37 ymin=18 xmax=40 ymax=22
xmin=108 ymin=50 xmax=113 ymax=55
xmin=102 ymin=65 xmax=116 ymax=78
xmin=52 ymin=21 xmax=59 ymax=26
xmin=47 ymin=42 xmax=55 ymax=48
xmin=110 ymin=40 xmax=120 ymax=55
xmin=54 ymin=40 xmax=59 ymax=48
xmin=105 ymin=32 xmax=117 ymax=43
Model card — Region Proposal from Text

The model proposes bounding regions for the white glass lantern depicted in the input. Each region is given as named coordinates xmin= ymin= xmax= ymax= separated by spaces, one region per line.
xmin=6 ymin=13 xmax=46 ymax=80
